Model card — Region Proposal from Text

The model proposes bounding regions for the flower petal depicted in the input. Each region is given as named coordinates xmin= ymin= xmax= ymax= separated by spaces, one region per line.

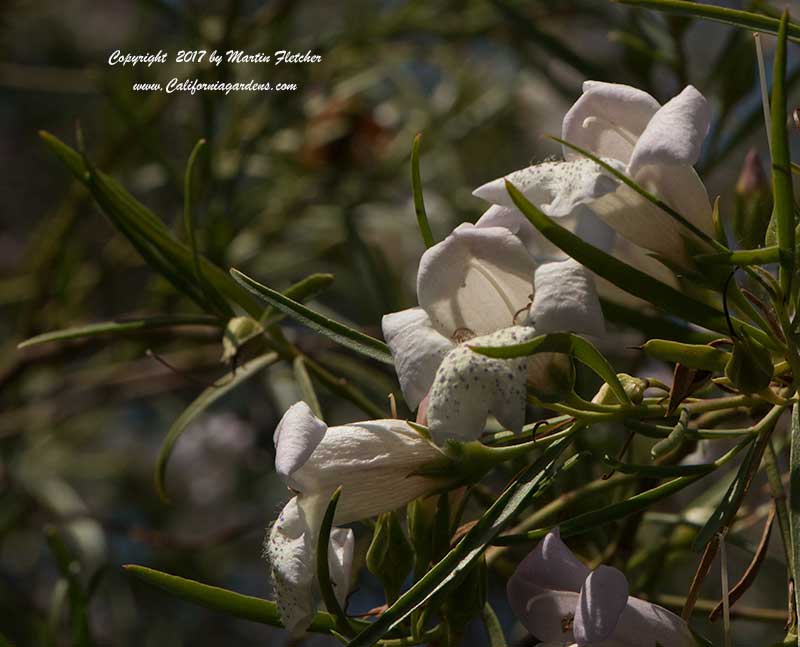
xmin=508 ymin=583 xmax=580 ymax=644
xmin=329 ymin=527 xmax=354 ymax=607
xmin=274 ymin=402 xmax=328 ymax=491
xmin=574 ymin=566 xmax=629 ymax=645
xmin=265 ymin=495 xmax=324 ymax=636
xmin=293 ymin=419 xmax=443 ymax=523
xmin=611 ymin=596 xmax=695 ymax=647
xmin=473 ymin=160 xmax=620 ymax=219
xmin=476 ymin=204 xmax=564 ymax=260
xmin=417 ymin=224 xmax=535 ymax=337
xmin=628 ymin=85 xmax=710 ymax=177
xmin=382 ymin=307 xmax=453 ymax=409
xmin=530 ymin=259 xmax=605 ymax=337
xmin=562 ymin=81 xmax=660 ymax=165
xmin=509 ymin=528 xmax=590 ymax=594
xmin=426 ymin=326 xmax=535 ymax=442
xmin=590 ymin=164 xmax=713 ymax=269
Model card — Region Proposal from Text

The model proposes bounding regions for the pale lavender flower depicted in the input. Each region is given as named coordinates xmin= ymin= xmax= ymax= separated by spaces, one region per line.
xmin=508 ymin=529 xmax=694 ymax=647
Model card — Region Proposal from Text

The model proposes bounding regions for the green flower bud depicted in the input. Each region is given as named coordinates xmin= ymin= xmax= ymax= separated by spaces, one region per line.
xmin=221 ymin=316 xmax=263 ymax=362
xmin=366 ymin=511 xmax=414 ymax=604
xmin=641 ymin=339 xmax=729 ymax=373
xmin=725 ymin=330 xmax=774 ymax=394
xmin=592 ymin=373 xmax=648 ymax=405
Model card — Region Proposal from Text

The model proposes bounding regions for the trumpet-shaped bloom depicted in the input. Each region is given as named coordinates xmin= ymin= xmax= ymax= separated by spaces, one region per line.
xmin=266 ymin=402 xmax=446 ymax=634
xmin=473 ymin=82 xmax=713 ymax=270
xmin=382 ymin=224 xmax=603 ymax=442
xmin=266 ymin=495 xmax=353 ymax=636
xmin=508 ymin=529 xmax=694 ymax=647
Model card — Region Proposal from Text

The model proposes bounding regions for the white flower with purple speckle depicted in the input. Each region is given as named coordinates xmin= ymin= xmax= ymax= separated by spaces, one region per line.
xmin=473 ymin=82 xmax=713 ymax=272
xmin=382 ymin=224 xmax=603 ymax=442
xmin=265 ymin=401 xmax=446 ymax=634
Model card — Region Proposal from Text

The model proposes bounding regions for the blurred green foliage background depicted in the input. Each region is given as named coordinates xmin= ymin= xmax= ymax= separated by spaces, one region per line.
xmin=0 ymin=1 xmax=795 ymax=645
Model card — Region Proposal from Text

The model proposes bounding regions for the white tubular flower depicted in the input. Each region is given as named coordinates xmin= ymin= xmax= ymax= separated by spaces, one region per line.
xmin=473 ymin=82 xmax=713 ymax=271
xmin=266 ymin=402 xmax=446 ymax=634
xmin=275 ymin=402 xmax=445 ymax=522
xmin=508 ymin=529 xmax=694 ymax=647
xmin=266 ymin=495 xmax=353 ymax=636
xmin=382 ymin=224 xmax=603 ymax=442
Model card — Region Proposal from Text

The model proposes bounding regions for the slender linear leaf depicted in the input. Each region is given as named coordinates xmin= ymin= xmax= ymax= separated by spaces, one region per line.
xmin=39 ymin=131 xmax=262 ymax=317
xmin=615 ymin=0 xmax=800 ymax=42
xmin=770 ymin=12 xmax=795 ymax=296
xmin=693 ymin=406 xmax=784 ymax=550
xmin=260 ymin=273 xmax=336 ymax=327
xmin=347 ymin=431 xmax=575 ymax=647
xmin=481 ymin=602 xmax=507 ymax=647
xmin=504 ymin=181 xmax=778 ymax=350
xmin=293 ymin=356 xmax=322 ymax=418
xmin=18 ymin=315 xmax=224 ymax=349
xmin=231 ymin=268 xmax=393 ymax=365
xmin=494 ymin=438 xmax=753 ymax=545
xmin=471 ymin=332 xmax=631 ymax=404
xmin=183 ymin=138 xmax=231 ymax=317
xmin=601 ymin=455 xmax=714 ymax=478
xmin=123 ymin=565 xmax=368 ymax=633
xmin=317 ymin=488 xmax=352 ymax=636
xmin=155 ymin=352 xmax=279 ymax=502
xmin=411 ymin=133 xmax=434 ymax=248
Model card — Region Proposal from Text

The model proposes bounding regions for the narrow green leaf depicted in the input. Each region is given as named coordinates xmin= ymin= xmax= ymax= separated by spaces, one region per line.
xmin=615 ymin=0 xmax=800 ymax=42
xmin=504 ymin=181 xmax=778 ymax=350
xmin=481 ymin=602 xmax=507 ymax=647
xmin=494 ymin=438 xmax=753 ymax=545
xmin=39 ymin=131 xmax=262 ymax=317
xmin=411 ymin=133 xmax=434 ymax=248
xmin=293 ymin=356 xmax=322 ymax=418
xmin=770 ymin=11 xmax=795 ymax=297
xmin=231 ymin=268 xmax=393 ymax=365
xmin=471 ymin=332 xmax=631 ymax=405
xmin=260 ymin=273 xmax=336 ymax=327
xmin=696 ymin=246 xmax=782 ymax=266
xmin=183 ymin=138 xmax=231 ymax=317
xmin=693 ymin=405 xmax=784 ymax=550
xmin=155 ymin=352 xmax=279 ymax=502
xmin=601 ymin=455 xmax=713 ymax=478
xmin=18 ymin=315 xmax=224 ymax=349
xmin=316 ymin=487 xmax=352 ymax=636
xmin=347 ymin=430 xmax=576 ymax=647
xmin=123 ymin=565 xmax=367 ymax=633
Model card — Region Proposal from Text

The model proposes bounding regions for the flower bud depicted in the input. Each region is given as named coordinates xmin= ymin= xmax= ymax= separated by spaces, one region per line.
xmin=641 ymin=339 xmax=729 ymax=372
xmin=725 ymin=330 xmax=774 ymax=394
xmin=592 ymin=373 xmax=648 ymax=405
xmin=366 ymin=511 xmax=414 ymax=604
xmin=733 ymin=149 xmax=772 ymax=249
xmin=221 ymin=316 xmax=263 ymax=362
